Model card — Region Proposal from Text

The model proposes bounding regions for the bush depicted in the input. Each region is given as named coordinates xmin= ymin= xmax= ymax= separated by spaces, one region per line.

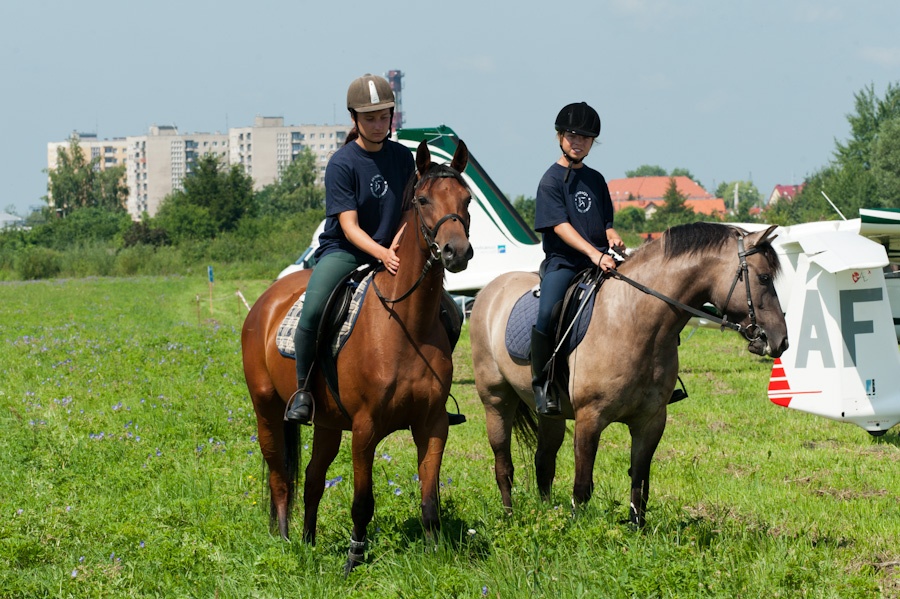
xmin=16 ymin=246 xmax=63 ymax=280
xmin=61 ymin=245 xmax=117 ymax=277
xmin=123 ymin=221 xmax=170 ymax=247
xmin=26 ymin=207 xmax=132 ymax=250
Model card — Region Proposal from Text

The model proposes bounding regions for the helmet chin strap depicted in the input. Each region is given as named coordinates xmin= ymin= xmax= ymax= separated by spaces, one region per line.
xmin=559 ymin=143 xmax=584 ymax=183
xmin=353 ymin=109 xmax=394 ymax=147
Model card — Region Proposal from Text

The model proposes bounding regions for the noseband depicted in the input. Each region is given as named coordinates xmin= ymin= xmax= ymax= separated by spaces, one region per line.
xmin=609 ymin=234 xmax=767 ymax=343
xmin=373 ymin=169 xmax=470 ymax=304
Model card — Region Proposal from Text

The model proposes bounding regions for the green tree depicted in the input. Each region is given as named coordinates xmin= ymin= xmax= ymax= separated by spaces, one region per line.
xmin=670 ymin=167 xmax=701 ymax=184
xmin=154 ymin=196 xmax=217 ymax=242
xmin=256 ymin=148 xmax=324 ymax=216
xmin=44 ymin=138 xmax=127 ymax=215
xmin=626 ymin=164 xmax=667 ymax=178
xmin=716 ymin=180 xmax=762 ymax=221
xmin=163 ymin=154 xmax=256 ymax=234
xmin=872 ymin=117 xmax=900 ymax=207
xmin=512 ymin=195 xmax=535 ymax=229
xmin=648 ymin=177 xmax=696 ymax=230
xmin=765 ymin=82 xmax=900 ymax=224
xmin=614 ymin=205 xmax=646 ymax=232
xmin=834 ymin=82 xmax=900 ymax=171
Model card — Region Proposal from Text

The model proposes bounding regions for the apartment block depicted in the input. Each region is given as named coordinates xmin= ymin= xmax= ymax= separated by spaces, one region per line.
xmin=126 ymin=125 xmax=229 ymax=217
xmin=229 ymin=116 xmax=347 ymax=191
xmin=49 ymin=118 xmax=349 ymax=219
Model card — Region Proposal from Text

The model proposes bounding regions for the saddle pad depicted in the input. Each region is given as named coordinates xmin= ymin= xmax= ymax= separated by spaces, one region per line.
xmin=275 ymin=272 xmax=374 ymax=359
xmin=504 ymin=286 xmax=596 ymax=360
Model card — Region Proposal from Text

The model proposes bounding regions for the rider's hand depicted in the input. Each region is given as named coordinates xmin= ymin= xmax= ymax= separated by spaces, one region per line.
xmin=598 ymin=253 xmax=617 ymax=272
xmin=382 ymin=223 xmax=406 ymax=275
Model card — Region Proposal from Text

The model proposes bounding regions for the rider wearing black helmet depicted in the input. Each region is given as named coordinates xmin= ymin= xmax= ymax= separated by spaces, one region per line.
xmin=530 ymin=102 xmax=624 ymax=416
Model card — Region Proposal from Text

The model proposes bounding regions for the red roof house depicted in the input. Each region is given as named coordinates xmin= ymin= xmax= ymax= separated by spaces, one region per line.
xmin=606 ymin=176 xmax=726 ymax=217
xmin=767 ymin=184 xmax=804 ymax=205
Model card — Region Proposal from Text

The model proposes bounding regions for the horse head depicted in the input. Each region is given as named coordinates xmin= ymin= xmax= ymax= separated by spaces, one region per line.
xmin=409 ymin=140 xmax=473 ymax=273
xmin=726 ymin=225 xmax=789 ymax=358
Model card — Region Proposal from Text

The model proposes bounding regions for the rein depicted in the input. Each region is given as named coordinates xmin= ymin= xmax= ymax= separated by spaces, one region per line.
xmin=372 ymin=169 xmax=468 ymax=304
xmin=609 ymin=235 xmax=765 ymax=343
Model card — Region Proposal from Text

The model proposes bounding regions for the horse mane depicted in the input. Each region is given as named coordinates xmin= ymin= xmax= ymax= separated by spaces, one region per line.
xmin=639 ymin=222 xmax=780 ymax=273
xmin=401 ymin=163 xmax=468 ymax=212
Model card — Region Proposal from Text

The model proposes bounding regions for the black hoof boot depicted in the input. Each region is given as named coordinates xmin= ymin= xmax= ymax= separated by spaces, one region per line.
xmin=284 ymin=389 xmax=313 ymax=425
xmin=343 ymin=535 xmax=366 ymax=577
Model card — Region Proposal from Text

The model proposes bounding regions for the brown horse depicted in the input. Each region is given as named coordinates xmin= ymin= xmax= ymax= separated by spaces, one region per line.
xmin=469 ymin=223 xmax=788 ymax=526
xmin=241 ymin=139 xmax=472 ymax=574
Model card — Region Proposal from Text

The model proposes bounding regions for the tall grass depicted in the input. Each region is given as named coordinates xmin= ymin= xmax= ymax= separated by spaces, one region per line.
xmin=0 ymin=276 xmax=897 ymax=598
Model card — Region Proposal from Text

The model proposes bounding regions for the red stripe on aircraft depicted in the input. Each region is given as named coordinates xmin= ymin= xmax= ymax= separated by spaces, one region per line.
xmin=769 ymin=395 xmax=792 ymax=407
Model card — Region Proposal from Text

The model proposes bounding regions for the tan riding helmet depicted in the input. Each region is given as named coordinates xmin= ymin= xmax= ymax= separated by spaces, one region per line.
xmin=346 ymin=74 xmax=395 ymax=113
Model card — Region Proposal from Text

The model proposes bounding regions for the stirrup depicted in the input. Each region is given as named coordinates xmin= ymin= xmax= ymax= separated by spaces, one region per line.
xmin=448 ymin=412 xmax=467 ymax=426
xmin=533 ymin=381 xmax=561 ymax=416
xmin=668 ymin=376 xmax=689 ymax=404
xmin=284 ymin=388 xmax=314 ymax=425
xmin=447 ymin=394 xmax=466 ymax=426
xmin=538 ymin=398 xmax=561 ymax=417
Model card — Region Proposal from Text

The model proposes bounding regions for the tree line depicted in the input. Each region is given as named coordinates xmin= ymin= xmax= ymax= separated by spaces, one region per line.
xmin=3 ymin=80 xmax=900 ymax=279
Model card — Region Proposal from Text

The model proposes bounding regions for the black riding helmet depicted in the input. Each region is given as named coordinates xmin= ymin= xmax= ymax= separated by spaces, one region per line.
xmin=555 ymin=102 xmax=601 ymax=138
xmin=555 ymin=102 xmax=601 ymax=181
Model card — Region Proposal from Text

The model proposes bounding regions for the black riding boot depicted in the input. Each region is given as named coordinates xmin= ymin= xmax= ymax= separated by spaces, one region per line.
xmin=530 ymin=326 xmax=559 ymax=416
xmin=285 ymin=325 xmax=316 ymax=424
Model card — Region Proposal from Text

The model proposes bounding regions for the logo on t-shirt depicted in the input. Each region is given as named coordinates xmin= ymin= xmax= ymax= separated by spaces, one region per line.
xmin=370 ymin=175 xmax=388 ymax=198
xmin=574 ymin=190 xmax=592 ymax=214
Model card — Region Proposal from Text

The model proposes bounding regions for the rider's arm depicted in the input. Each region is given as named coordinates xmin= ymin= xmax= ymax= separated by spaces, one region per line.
xmin=552 ymin=222 xmax=616 ymax=271
xmin=338 ymin=210 xmax=401 ymax=274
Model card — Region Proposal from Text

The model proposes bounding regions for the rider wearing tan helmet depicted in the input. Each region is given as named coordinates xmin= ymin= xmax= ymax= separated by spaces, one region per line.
xmin=285 ymin=74 xmax=414 ymax=424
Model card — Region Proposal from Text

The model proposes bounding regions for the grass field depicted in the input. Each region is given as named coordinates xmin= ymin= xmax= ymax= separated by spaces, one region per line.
xmin=1 ymin=275 xmax=898 ymax=598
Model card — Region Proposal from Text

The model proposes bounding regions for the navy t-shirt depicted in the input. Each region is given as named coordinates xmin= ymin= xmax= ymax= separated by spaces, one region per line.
xmin=315 ymin=139 xmax=416 ymax=262
xmin=534 ymin=162 xmax=614 ymax=271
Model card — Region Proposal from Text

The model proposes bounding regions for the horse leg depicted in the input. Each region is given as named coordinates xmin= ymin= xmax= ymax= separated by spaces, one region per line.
xmin=302 ymin=426 xmax=342 ymax=545
xmin=345 ymin=424 xmax=378 ymax=577
xmin=412 ymin=414 xmax=449 ymax=538
xmin=627 ymin=410 xmax=666 ymax=528
xmin=482 ymin=390 xmax=519 ymax=510
xmin=535 ymin=416 xmax=566 ymax=502
xmin=572 ymin=411 xmax=606 ymax=506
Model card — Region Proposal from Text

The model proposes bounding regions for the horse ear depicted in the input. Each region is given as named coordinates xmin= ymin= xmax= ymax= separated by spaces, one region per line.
xmin=451 ymin=139 xmax=469 ymax=174
xmin=416 ymin=140 xmax=431 ymax=176
xmin=747 ymin=224 xmax=779 ymax=249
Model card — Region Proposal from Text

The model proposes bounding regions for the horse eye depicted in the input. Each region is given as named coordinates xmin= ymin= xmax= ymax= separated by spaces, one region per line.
xmin=758 ymin=273 xmax=771 ymax=284
xmin=416 ymin=195 xmax=429 ymax=205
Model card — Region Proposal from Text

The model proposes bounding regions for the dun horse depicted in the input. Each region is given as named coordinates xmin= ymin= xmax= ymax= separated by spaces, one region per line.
xmin=242 ymin=140 xmax=472 ymax=573
xmin=469 ymin=223 xmax=788 ymax=526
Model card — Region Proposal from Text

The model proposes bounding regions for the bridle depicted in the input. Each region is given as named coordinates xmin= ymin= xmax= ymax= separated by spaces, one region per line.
xmin=372 ymin=168 xmax=470 ymax=304
xmin=609 ymin=235 xmax=767 ymax=344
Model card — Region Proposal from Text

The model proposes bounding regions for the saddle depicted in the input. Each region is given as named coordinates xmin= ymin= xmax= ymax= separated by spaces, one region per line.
xmin=505 ymin=267 xmax=604 ymax=408
xmin=277 ymin=264 xmax=463 ymax=412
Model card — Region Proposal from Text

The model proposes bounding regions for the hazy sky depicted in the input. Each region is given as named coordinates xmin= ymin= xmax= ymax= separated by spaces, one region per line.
xmin=2 ymin=0 xmax=899 ymax=216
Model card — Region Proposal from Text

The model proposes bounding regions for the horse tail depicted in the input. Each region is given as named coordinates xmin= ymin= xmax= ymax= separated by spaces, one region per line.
xmin=512 ymin=400 xmax=538 ymax=453
xmin=276 ymin=421 xmax=301 ymax=530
